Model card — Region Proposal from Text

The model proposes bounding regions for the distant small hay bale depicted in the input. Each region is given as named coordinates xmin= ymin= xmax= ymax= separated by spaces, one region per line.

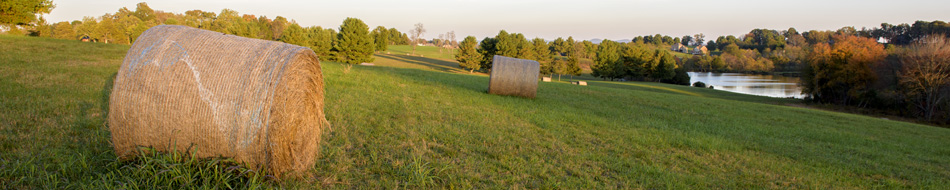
xmin=570 ymin=81 xmax=588 ymax=86
xmin=488 ymin=55 xmax=540 ymax=98
xmin=542 ymin=77 xmax=552 ymax=82
xmin=108 ymin=25 xmax=329 ymax=179
xmin=360 ymin=62 xmax=375 ymax=66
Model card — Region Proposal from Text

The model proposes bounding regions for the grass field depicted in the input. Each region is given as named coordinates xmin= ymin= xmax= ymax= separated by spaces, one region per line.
xmin=383 ymin=45 xmax=457 ymax=60
xmin=2 ymin=35 xmax=949 ymax=189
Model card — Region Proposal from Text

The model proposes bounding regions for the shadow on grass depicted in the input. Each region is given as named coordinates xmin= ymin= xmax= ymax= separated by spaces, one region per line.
xmin=375 ymin=54 xmax=463 ymax=73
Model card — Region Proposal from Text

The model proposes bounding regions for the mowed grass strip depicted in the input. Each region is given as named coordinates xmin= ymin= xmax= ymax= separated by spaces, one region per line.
xmin=1 ymin=35 xmax=948 ymax=189
xmin=383 ymin=45 xmax=456 ymax=60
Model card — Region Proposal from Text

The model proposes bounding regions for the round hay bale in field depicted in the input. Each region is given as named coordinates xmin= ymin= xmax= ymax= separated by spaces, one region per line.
xmin=488 ymin=55 xmax=540 ymax=98
xmin=108 ymin=25 xmax=328 ymax=178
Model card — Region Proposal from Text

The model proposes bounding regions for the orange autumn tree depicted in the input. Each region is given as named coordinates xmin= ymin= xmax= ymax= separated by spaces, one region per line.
xmin=803 ymin=35 xmax=886 ymax=105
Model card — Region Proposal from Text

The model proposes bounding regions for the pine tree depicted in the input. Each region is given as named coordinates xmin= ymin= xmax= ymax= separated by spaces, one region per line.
xmin=455 ymin=36 xmax=483 ymax=73
xmin=279 ymin=23 xmax=309 ymax=46
xmin=334 ymin=17 xmax=374 ymax=67
xmin=371 ymin=26 xmax=389 ymax=52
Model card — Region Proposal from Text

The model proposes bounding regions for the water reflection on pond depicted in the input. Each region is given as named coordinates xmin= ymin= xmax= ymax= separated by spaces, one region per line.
xmin=688 ymin=72 xmax=804 ymax=99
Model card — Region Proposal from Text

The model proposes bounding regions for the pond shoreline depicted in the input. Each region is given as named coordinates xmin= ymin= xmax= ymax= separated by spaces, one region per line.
xmin=688 ymin=72 xmax=804 ymax=99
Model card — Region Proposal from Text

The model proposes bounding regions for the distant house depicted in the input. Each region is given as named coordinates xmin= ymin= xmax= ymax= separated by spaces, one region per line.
xmin=671 ymin=44 xmax=687 ymax=53
xmin=692 ymin=45 xmax=709 ymax=55
xmin=80 ymin=36 xmax=91 ymax=42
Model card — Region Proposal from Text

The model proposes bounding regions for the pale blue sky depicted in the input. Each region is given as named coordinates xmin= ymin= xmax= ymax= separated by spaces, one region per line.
xmin=45 ymin=0 xmax=950 ymax=41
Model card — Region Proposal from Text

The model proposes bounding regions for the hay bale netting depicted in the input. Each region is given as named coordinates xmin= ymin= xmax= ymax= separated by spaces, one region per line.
xmin=488 ymin=55 xmax=540 ymax=98
xmin=108 ymin=25 xmax=328 ymax=178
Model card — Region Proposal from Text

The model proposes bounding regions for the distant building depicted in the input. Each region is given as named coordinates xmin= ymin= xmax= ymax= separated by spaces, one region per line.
xmin=80 ymin=36 xmax=91 ymax=42
xmin=671 ymin=44 xmax=688 ymax=53
xmin=692 ymin=45 xmax=709 ymax=55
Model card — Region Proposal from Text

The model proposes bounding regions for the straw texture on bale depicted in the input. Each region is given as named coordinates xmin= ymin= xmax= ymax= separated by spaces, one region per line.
xmin=108 ymin=25 xmax=328 ymax=178
xmin=488 ymin=55 xmax=540 ymax=98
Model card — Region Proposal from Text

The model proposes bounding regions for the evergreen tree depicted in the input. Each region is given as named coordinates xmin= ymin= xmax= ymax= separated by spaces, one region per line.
xmin=455 ymin=36 xmax=483 ymax=73
xmin=551 ymin=37 xmax=566 ymax=56
xmin=531 ymin=38 xmax=553 ymax=75
xmin=477 ymin=36 xmax=498 ymax=70
xmin=592 ymin=39 xmax=622 ymax=80
xmin=651 ymin=50 xmax=677 ymax=81
xmin=334 ymin=17 xmax=374 ymax=66
xmin=306 ymin=26 xmax=335 ymax=61
xmin=371 ymin=26 xmax=389 ymax=52
xmin=565 ymin=37 xmax=582 ymax=77
xmin=278 ymin=23 xmax=308 ymax=46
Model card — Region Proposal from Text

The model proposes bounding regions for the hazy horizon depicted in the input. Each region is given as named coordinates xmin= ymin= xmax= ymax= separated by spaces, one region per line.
xmin=44 ymin=0 xmax=950 ymax=41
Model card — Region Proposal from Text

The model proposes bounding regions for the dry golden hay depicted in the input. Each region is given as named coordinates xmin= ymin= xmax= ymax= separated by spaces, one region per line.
xmin=108 ymin=25 xmax=328 ymax=178
xmin=488 ymin=55 xmax=540 ymax=98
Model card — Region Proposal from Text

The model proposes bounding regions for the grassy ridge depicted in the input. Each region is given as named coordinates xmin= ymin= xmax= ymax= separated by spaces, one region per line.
xmin=2 ymin=35 xmax=949 ymax=188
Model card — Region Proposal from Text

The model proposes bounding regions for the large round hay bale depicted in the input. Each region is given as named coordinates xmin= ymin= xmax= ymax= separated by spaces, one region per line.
xmin=488 ymin=55 xmax=540 ymax=98
xmin=108 ymin=25 xmax=328 ymax=178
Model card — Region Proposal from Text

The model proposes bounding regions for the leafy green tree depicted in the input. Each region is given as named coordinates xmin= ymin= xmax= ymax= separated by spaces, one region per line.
xmin=455 ymin=36 xmax=483 ymax=73
xmin=370 ymin=26 xmax=389 ymax=52
xmin=334 ymin=17 xmax=374 ymax=66
xmin=747 ymin=29 xmax=785 ymax=52
xmin=693 ymin=33 xmax=705 ymax=46
xmin=723 ymin=43 xmax=741 ymax=56
xmin=0 ymin=0 xmax=54 ymax=26
xmin=668 ymin=67 xmax=691 ymax=85
xmin=211 ymin=9 xmax=238 ymax=34
xmin=270 ymin=16 xmax=289 ymax=40
xmin=785 ymin=27 xmax=799 ymax=37
xmin=681 ymin=35 xmax=692 ymax=46
xmin=51 ymin=21 xmax=73 ymax=39
xmin=132 ymin=2 xmax=156 ymax=22
xmin=706 ymin=40 xmax=718 ymax=51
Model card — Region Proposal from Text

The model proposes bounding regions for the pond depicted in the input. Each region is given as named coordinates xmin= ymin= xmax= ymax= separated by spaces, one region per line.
xmin=688 ymin=72 xmax=804 ymax=99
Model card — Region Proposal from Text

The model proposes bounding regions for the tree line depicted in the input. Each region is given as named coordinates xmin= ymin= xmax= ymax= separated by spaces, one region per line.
xmin=684 ymin=21 xmax=950 ymax=123
xmin=3 ymin=3 xmax=410 ymax=66
xmin=455 ymin=30 xmax=587 ymax=81
xmin=683 ymin=21 xmax=950 ymax=74
xmin=588 ymin=40 xmax=690 ymax=85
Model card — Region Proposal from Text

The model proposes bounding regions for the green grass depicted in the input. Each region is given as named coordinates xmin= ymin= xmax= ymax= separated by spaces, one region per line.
xmin=383 ymin=45 xmax=456 ymax=60
xmin=3 ymin=35 xmax=950 ymax=189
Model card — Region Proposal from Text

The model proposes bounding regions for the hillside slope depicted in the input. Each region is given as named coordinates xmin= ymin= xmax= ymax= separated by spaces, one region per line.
xmin=1 ymin=35 xmax=948 ymax=189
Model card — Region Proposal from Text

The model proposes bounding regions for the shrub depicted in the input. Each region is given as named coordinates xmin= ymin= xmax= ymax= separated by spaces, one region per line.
xmin=693 ymin=81 xmax=707 ymax=88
